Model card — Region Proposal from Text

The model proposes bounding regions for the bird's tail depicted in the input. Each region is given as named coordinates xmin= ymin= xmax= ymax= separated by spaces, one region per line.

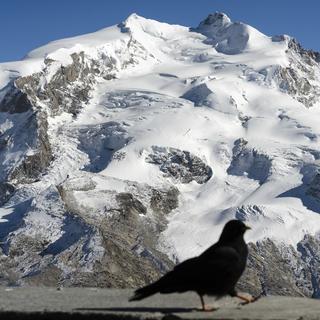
xmin=129 ymin=282 xmax=160 ymax=301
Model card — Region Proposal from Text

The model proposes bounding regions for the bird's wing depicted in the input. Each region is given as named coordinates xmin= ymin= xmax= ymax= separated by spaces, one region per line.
xmin=198 ymin=245 xmax=244 ymax=292
xmin=168 ymin=246 xmax=240 ymax=278
xmin=173 ymin=256 xmax=200 ymax=272
xmin=154 ymin=257 xmax=201 ymax=293
xmin=200 ymin=245 xmax=240 ymax=265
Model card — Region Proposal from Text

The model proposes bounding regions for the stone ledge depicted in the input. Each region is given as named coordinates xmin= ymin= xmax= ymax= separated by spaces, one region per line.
xmin=0 ymin=287 xmax=319 ymax=320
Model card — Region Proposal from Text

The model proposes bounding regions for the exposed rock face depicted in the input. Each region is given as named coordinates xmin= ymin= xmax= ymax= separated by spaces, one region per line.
xmin=239 ymin=239 xmax=307 ymax=297
xmin=50 ymin=176 xmax=179 ymax=288
xmin=1 ymin=52 xmax=113 ymax=117
xmin=243 ymin=36 xmax=320 ymax=108
xmin=0 ymin=174 xmax=179 ymax=288
xmin=0 ymin=85 xmax=33 ymax=114
xmin=181 ymin=84 xmax=214 ymax=107
xmin=277 ymin=67 xmax=316 ymax=107
xmin=146 ymin=146 xmax=213 ymax=184
xmin=297 ymin=234 xmax=320 ymax=298
xmin=9 ymin=111 xmax=52 ymax=184
xmin=0 ymin=182 xmax=15 ymax=206
xmin=238 ymin=235 xmax=320 ymax=298
xmin=227 ymin=139 xmax=272 ymax=184
xmin=0 ymin=105 xmax=52 ymax=187
xmin=255 ymin=38 xmax=320 ymax=108
xmin=307 ymin=172 xmax=320 ymax=199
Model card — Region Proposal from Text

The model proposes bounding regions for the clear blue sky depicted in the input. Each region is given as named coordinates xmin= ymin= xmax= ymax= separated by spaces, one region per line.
xmin=0 ymin=0 xmax=319 ymax=62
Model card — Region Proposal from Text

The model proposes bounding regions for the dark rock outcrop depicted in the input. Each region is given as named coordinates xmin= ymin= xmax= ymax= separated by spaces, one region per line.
xmin=307 ymin=172 xmax=320 ymax=199
xmin=146 ymin=146 xmax=213 ymax=184
xmin=227 ymin=138 xmax=272 ymax=184
xmin=0 ymin=84 xmax=33 ymax=114
xmin=0 ymin=182 xmax=15 ymax=206
xmin=9 ymin=111 xmax=52 ymax=183
xmin=181 ymin=83 xmax=213 ymax=107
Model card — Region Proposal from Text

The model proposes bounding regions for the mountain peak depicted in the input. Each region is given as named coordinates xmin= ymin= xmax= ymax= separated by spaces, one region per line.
xmin=118 ymin=13 xmax=147 ymax=33
xmin=118 ymin=12 xmax=187 ymax=44
xmin=194 ymin=12 xmax=270 ymax=54
xmin=198 ymin=12 xmax=232 ymax=29
xmin=123 ymin=12 xmax=146 ymax=25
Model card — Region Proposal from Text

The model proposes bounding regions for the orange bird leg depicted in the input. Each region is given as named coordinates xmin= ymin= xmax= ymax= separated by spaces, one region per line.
xmin=197 ymin=294 xmax=218 ymax=312
xmin=236 ymin=293 xmax=261 ymax=305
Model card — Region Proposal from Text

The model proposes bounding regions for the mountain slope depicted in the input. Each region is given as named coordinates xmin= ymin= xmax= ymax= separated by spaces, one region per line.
xmin=0 ymin=12 xmax=320 ymax=296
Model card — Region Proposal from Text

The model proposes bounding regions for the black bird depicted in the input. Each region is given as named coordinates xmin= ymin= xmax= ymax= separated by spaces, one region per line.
xmin=129 ymin=219 xmax=254 ymax=311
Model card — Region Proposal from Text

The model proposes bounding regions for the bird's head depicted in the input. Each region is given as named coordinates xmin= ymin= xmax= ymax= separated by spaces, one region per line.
xmin=219 ymin=219 xmax=251 ymax=242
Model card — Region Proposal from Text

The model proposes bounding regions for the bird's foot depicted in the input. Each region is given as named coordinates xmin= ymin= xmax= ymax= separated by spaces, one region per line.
xmin=196 ymin=305 xmax=219 ymax=312
xmin=197 ymin=294 xmax=219 ymax=312
xmin=237 ymin=293 xmax=261 ymax=306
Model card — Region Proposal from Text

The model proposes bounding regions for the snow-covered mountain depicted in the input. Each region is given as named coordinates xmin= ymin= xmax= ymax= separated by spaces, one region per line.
xmin=0 ymin=12 xmax=320 ymax=296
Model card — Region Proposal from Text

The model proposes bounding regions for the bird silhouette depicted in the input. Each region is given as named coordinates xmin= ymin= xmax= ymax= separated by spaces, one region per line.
xmin=129 ymin=219 xmax=254 ymax=311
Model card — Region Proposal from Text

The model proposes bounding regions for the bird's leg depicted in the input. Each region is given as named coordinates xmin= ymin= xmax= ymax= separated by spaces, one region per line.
xmin=236 ymin=293 xmax=261 ymax=305
xmin=230 ymin=290 xmax=261 ymax=305
xmin=200 ymin=295 xmax=206 ymax=311
xmin=197 ymin=294 xmax=218 ymax=312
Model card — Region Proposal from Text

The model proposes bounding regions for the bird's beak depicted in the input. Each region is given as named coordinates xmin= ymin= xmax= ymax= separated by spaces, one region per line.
xmin=245 ymin=224 xmax=251 ymax=230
